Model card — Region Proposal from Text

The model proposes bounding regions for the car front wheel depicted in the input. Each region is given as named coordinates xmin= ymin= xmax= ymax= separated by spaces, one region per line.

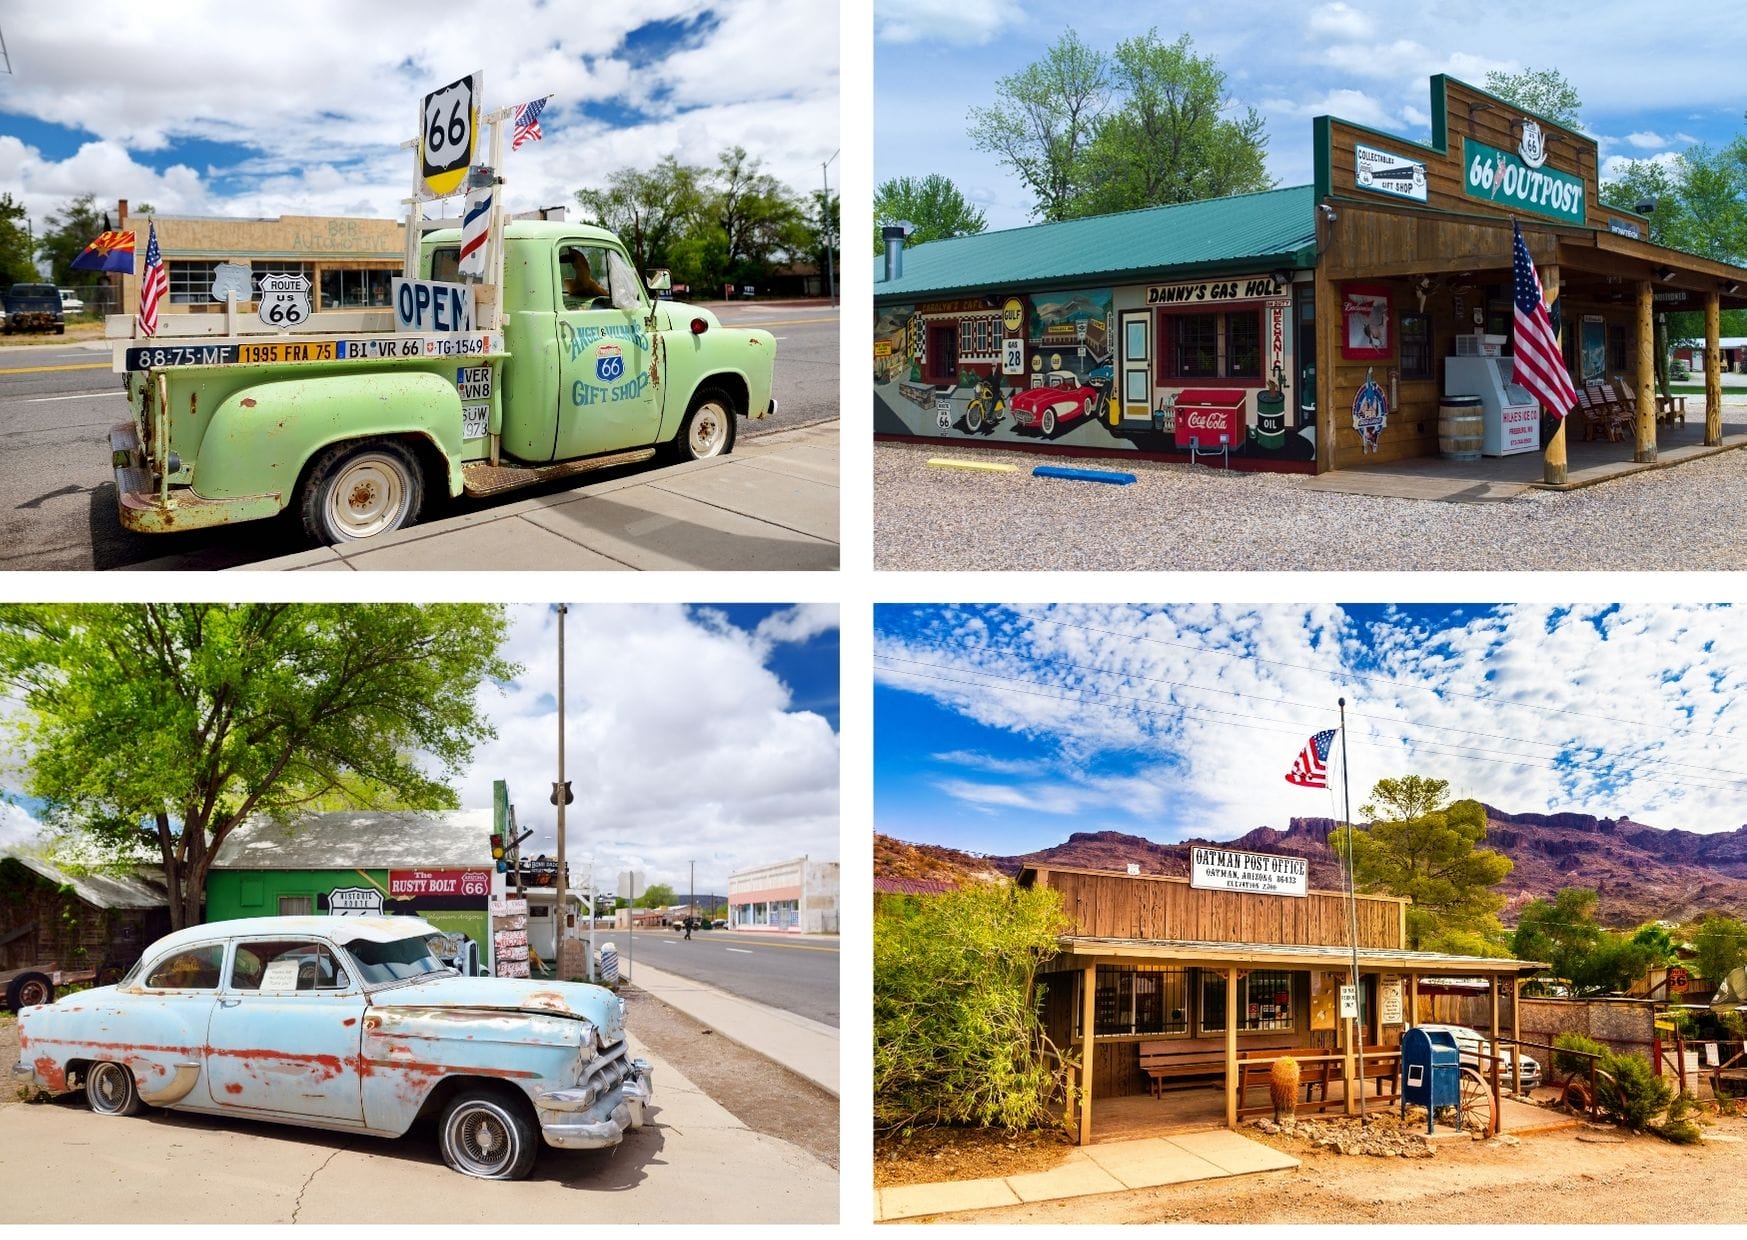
xmin=86 ymin=1061 xmax=146 ymax=1116
xmin=438 ymin=1090 xmax=539 ymax=1180
xmin=299 ymin=439 xmax=424 ymax=544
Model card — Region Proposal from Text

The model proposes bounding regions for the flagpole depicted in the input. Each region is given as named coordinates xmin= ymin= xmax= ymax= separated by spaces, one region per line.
xmin=1339 ymin=695 xmax=1366 ymax=1124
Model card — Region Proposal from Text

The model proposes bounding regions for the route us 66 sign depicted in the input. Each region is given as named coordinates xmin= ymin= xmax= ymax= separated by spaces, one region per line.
xmin=420 ymin=71 xmax=484 ymax=200
xmin=596 ymin=343 xmax=625 ymax=382
xmin=256 ymin=273 xmax=312 ymax=329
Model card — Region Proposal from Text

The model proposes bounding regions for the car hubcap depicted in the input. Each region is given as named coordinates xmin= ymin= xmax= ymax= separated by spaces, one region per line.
xmin=452 ymin=1106 xmax=512 ymax=1175
xmin=328 ymin=458 xmax=403 ymax=538
xmin=690 ymin=405 xmax=727 ymax=457
xmin=92 ymin=1064 xmax=128 ymax=1112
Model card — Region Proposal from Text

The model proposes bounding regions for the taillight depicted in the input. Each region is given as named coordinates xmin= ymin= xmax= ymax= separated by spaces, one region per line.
xmin=689 ymin=318 xmax=708 ymax=335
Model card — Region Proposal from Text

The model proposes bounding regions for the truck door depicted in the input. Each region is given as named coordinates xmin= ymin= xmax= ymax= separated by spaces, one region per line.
xmin=551 ymin=242 xmax=661 ymax=460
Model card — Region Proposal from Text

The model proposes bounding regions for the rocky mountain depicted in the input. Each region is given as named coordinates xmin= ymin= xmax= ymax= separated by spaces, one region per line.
xmin=875 ymin=806 xmax=1747 ymax=926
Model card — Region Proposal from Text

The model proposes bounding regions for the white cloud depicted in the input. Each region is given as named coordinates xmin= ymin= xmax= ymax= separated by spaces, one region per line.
xmin=1625 ymin=131 xmax=1667 ymax=149
xmin=877 ymin=0 xmax=1027 ymax=46
xmin=1305 ymin=2 xmax=1374 ymax=41
xmin=754 ymin=604 xmax=841 ymax=647
xmin=0 ymin=802 xmax=45 ymax=852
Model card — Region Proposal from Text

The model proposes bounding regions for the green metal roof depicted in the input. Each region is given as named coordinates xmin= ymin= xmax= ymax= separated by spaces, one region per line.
xmin=874 ymin=185 xmax=1319 ymax=301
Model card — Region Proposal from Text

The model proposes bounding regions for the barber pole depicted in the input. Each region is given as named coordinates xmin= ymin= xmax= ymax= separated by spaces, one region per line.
xmin=458 ymin=184 xmax=492 ymax=278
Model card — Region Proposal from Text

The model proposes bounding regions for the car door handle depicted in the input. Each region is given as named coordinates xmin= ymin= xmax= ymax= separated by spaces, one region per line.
xmin=218 ymin=997 xmax=241 ymax=1008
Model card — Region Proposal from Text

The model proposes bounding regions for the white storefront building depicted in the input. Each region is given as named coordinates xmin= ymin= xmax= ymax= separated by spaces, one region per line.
xmin=727 ymin=856 xmax=839 ymax=934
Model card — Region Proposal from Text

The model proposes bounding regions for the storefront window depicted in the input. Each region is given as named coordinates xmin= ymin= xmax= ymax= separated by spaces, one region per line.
xmin=1227 ymin=313 xmax=1261 ymax=378
xmin=1608 ymin=324 xmax=1629 ymax=372
xmin=1399 ymin=313 xmax=1432 ymax=379
xmin=167 ymin=261 xmax=219 ymax=306
xmin=1174 ymin=314 xmax=1220 ymax=377
xmin=319 ymin=266 xmax=394 ymax=310
xmin=1200 ymin=969 xmax=1296 ymax=1033
xmin=1163 ymin=309 xmax=1264 ymax=381
xmin=956 ymin=314 xmax=1001 ymax=363
xmin=1086 ymin=965 xmax=1189 ymax=1038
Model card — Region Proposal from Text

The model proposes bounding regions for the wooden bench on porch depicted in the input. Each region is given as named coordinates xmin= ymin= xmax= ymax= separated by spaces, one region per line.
xmin=1237 ymin=1046 xmax=1333 ymax=1105
xmin=1359 ymin=1045 xmax=1400 ymax=1098
xmin=1138 ymin=1041 xmax=1227 ymax=1097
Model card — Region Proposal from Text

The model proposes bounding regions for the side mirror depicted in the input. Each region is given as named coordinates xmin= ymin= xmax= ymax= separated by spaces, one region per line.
xmin=645 ymin=268 xmax=672 ymax=293
xmin=607 ymin=251 xmax=644 ymax=313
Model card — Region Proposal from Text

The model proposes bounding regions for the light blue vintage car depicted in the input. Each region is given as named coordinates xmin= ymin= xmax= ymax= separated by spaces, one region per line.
xmin=13 ymin=915 xmax=652 ymax=1180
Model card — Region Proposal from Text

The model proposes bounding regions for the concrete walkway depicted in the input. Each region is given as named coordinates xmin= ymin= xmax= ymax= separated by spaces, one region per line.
xmin=624 ymin=960 xmax=839 ymax=1098
xmin=876 ymin=1129 xmax=1299 ymax=1221
xmin=245 ymin=421 xmax=838 ymax=570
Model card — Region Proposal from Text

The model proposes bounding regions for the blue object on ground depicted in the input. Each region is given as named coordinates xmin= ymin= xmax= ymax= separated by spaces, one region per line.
xmin=1032 ymin=465 xmax=1137 ymax=486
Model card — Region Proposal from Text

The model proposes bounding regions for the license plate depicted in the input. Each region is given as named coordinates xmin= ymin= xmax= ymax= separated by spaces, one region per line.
xmin=125 ymin=344 xmax=240 ymax=370
xmin=236 ymin=341 xmax=338 ymax=364
xmin=461 ymin=403 xmax=490 ymax=440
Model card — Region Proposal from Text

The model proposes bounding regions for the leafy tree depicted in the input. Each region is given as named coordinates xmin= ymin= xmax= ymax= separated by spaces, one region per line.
xmin=1482 ymin=67 xmax=1584 ymax=128
xmin=1692 ymin=911 xmax=1747 ymax=987
xmin=875 ymin=882 xmax=1073 ymax=1132
xmin=1512 ymin=888 xmax=1657 ymax=994
xmin=574 ymin=156 xmax=705 ymax=276
xmin=1076 ymin=30 xmax=1271 ymax=216
xmin=1328 ymin=776 xmax=1513 ymax=954
xmin=35 ymin=193 xmax=106 ymax=287
xmin=0 ymin=193 xmax=37 ymax=287
xmin=967 ymin=28 xmax=1110 ymax=222
xmin=0 ymin=604 xmax=517 ymax=930
xmin=1629 ymin=923 xmax=1678 ymax=968
xmin=637 ymin=882 xmax=677 ymax=910
xmin=872 ymin=174 xmax=987 ymax=251
xmin=711 ymin=146 xmax=809 ymax=278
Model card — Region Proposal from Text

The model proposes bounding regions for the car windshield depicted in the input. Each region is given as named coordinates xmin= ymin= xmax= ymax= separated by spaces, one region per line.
xmin=343 ymin=934 xmax=454 ymax=987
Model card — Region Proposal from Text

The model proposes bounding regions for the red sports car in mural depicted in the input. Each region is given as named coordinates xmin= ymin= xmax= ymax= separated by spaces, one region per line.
xmin=1008 ymin=371 xmax=1102 ymax=436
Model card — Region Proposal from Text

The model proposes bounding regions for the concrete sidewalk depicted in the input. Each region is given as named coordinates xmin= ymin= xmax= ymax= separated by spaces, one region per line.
xmin=244 ymin=420 xmax=838 ymax=570
xmin=624 ymin=960 xmax=839 ymax=1098
xmin=876 ymin=1129 xmax=1299 ymax=1221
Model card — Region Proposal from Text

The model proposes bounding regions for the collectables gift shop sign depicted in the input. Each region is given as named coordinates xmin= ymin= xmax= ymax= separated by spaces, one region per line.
xmin=1190 ymin=846 xmax=1309 ymax=897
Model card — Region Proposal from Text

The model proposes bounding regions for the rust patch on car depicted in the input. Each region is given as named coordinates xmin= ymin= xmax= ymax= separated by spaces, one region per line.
xmin=522 ymin=991 xmax=569 ymax=1013
xmin=33 ymin=1056 xmax=66 ymax=1092
xmin=341 ymin=1018 xmax=357 ymax=1027
xmin=241 ymin=398 xmax=256 ymax=408
xmin=223 ymin=1082 xmax=244 ymax=1094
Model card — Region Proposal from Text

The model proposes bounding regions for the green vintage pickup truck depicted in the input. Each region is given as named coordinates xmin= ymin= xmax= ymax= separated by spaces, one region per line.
xmin=109 ymin=221 xmax=777 ymax=543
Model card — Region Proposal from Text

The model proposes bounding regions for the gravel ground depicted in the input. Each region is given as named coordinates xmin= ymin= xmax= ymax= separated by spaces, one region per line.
xmin=873 ymin=440 xmax=1747 ymax=571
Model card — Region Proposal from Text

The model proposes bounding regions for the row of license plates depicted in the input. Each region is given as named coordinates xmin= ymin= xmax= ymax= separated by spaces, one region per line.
xmin=122 ymin=333 xmax=500 ymax=373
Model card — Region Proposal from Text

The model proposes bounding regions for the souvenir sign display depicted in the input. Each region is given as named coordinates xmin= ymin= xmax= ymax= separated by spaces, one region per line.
xmin=1354 ymin=143 xmax=1428 ymax=202
xmin=1341 ymin=284 xmax=1391 ymax=359
xmin=1351 ymin=366 xmax=1389 ymax=453
xmin=211 ymin=262 xmax=253 ymax=304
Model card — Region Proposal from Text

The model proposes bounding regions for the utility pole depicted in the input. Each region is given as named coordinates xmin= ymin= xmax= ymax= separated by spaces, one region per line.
xmin=554 ymin=603 xmax=568 ymax=978
xmin=822 ymin=150 xmax=838 ymax=306
xmin=689 ymin=860 xmax=695 ymax=931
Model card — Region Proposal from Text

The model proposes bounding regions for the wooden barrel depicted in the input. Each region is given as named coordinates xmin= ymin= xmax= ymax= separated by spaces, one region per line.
xmin=1438 ymin=395 xmax=1484 ymax=460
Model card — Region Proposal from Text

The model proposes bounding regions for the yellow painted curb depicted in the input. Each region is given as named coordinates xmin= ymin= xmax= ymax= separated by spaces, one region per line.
xmin=926 ymin=457 xmax=1019 ymax=473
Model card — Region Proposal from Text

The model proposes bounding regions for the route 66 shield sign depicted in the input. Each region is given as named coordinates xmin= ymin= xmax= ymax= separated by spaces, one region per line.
xmin=257 ymin=273 xmax=312 ymax=328
xmin=596 ymin=343 xmax=625 ymax=383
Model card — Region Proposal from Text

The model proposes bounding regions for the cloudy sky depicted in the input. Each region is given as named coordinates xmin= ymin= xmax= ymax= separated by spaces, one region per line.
xmin=875 ymin=603 xmax=1747 ymax=856
xmin=1 ymin=603 xmax=840 ymax=898
xmin=0 ymin=1 xmax=838 ymax=231
xmin=874 ymin=0 xmax=1747 ymax=230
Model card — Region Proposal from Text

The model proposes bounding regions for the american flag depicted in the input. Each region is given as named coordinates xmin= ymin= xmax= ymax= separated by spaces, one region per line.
xmin=137 ymin=221 xmax=166 ymax=338
xmin=1511 ymin=220 xmax=1577 ymax=419
xmin=512 ymin=97 xmax=547 ymax=150
xmin=1285 ymin=729 xmax=1337 ymax=789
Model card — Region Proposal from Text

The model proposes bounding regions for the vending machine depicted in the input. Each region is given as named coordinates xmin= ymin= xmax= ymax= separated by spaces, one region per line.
xmin=1445 ymin=355 xmax=1541 ymax=456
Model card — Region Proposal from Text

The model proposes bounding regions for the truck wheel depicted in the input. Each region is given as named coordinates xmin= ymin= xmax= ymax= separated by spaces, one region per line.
xmin=300 ymin=440 xmax=423 ymax=544
xmin=674 ymin=388 xmax=737 ymax=461
xmin=86 ymin=1061 xmax=147 ymax=1116
xmin=5 ymin=971 xmax=53 ymax=1011
xmin=438 ymin=1089 xmax=539 ymax=1180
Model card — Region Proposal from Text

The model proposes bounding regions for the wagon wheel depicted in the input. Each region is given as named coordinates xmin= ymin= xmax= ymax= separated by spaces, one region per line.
xmin=1558 ymin=1074 xmax=1593 ymax=1113
xmin=1458 ymin=1066 xmax=1497 ymax=1137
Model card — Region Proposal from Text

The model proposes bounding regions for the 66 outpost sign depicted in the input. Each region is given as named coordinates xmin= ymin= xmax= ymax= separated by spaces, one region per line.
xmin=1190 ymin=846 xmax=1309 ymax=897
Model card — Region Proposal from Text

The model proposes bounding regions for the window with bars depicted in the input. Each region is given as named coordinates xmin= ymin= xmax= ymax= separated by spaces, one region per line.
xmin=1199 ymin=969 xmax=1296 ymax=1033
xmin=1399 ymin=312 xmax=1432 ymax=379
xmin=956 ymin=315 xmax=1001 ymax=362
xmin=1163 ymin=308 xmax=1264 ymax=380
xmin=1080 ymin=965 xmax=1189 ymax=1038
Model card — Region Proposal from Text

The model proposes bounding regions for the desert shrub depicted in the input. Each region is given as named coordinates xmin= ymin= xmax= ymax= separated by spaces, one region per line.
xmin=1653 ymin=1090 xmax=1704 ymax=1144
xmin=1594 ymin=1050 xmax=1673 ymax=1131
xmin=874 ymin=882 xmax=1073 ymax=1133
xmin=1552 ymin=1031 xmax=1607 ymax=1076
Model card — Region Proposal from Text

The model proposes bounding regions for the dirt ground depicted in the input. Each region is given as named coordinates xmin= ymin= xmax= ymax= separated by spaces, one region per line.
xmin=4 ymin=994 xmax=838 ymax=1172
xmin=882 ymin=1109 xmax=1747 ymax=1224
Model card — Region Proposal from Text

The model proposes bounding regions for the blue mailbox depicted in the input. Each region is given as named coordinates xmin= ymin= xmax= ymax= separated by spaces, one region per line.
xmin=1399 ymin=1027 xmax=1462 ymax=1133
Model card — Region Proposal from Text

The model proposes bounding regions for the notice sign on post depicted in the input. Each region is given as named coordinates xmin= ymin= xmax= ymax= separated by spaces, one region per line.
xmin=419 ymin=71 xmax=484 ymax=200
xmin=1190 ymin=846 xmax=1309 ymax=897
xmin=1339 ymin=985 xmax=1359 ymax=1019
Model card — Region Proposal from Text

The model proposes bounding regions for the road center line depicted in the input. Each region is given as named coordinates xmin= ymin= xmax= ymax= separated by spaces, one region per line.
xmin=0 ymin=361 xmax=110 ymax=375
xmin=724 ymin=947 xmax=754 ymax=954
xmin=26 ymin=392 xmax=116 ymax=402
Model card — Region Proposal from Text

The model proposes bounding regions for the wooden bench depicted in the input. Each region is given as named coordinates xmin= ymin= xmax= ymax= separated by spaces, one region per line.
xmin=1138 ymin=1041 xmax=1226 ymax=1097
xmin=1238 ymin=1047 xmax=1333 ymax=1105
xmin=1358 ymin=1045 xmax=1400 ymax=1099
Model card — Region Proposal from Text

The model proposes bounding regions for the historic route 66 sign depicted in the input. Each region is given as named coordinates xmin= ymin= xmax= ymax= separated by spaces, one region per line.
xmin=420 ymin=71 xmax=484 ymax=199
xmin=256 ymin=273 xmax=312 ymax=328
xmin=595 ymin=343 xmax=625 ymax=382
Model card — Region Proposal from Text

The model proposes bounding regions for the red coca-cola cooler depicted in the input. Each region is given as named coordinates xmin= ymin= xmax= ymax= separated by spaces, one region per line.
xmin=1173 ymin=389 xmax=1248 ymax=450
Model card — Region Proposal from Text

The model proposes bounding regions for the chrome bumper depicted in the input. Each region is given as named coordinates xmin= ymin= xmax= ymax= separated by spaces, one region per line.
xmin=536 ymin=1057 xmax=653 ymax=1150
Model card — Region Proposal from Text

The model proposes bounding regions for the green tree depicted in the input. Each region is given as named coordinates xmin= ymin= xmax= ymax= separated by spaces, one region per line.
xmin=0 ymin=604 xmax=517 ymax=930
xmin=967 ymin=28 xmax=1110 ymax=222
xmin=574 ymin=156 xmax=705 ymax=276
xmin=1328 ymin=776 xmax=1513 ymax=954
xmin=637 ymin=882 xmax=677 ymax=910
xmin=710 ymin=146 xmax=809 ymax=278
xmin=0 ymin=193 xmax=37 ymax=287
xmin=1077 ymin=30 xmax=1271 ymax=216
xmin=872 ymin=174 xmax=987 ymax=251
xmin=35 ymin=193 xmax=106 ymax=287
xmin=1692 ymin=911 xmax=1747 ymax=987
xmin=874 ymin=882 xmax=1073 ymax=1132
xmin=1482 ymin=67 xmax=1584 ymax=128
xmin=1513 ymin=888 xmax=1657 ymax=994
xmin=1630 ymin=923 xmax=1678 ymax=968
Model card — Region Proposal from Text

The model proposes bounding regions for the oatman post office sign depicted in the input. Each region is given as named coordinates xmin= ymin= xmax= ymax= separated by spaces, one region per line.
xmin=1190 ymin=846 xmax=1309 ymax=897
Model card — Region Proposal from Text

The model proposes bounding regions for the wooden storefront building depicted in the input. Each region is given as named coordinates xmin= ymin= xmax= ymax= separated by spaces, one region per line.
xmin=873 ymin=74 xmax=1747 ymax=478
xmin=1021 ymin=863 xmax=1543 ymax=1144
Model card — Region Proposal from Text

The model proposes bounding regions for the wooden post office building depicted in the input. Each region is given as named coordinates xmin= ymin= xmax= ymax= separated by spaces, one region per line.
xmin=873 ymin=74 xmax=1747 ymax=476
xmin=1021 ymin=858 xmax=1543 ymax=1144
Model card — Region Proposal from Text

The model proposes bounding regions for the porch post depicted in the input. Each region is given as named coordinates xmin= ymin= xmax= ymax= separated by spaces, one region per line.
xmin=1541 ymin=263 xmax=1567 ymax=485
xmin=1224 ymin=965 xmax=1238 ymax=1129
xmin=1511 ymin=974 xmax=1522 ymax=1094
xmin=1489 ymin=974 xmax=1501 ymax=1097
xmin=1078 ymin=961 xmax=1095 ymax=1146
xmin=1705 ymin=291 xmax=1723 ymax=447
xmin=1314 ymin=239 xmax=1339 ymax=474
xmin=1635 ymin=280 xmax=1657 ymax=463
xmin=1407 ymin=973 xmax=1418 ymax=1028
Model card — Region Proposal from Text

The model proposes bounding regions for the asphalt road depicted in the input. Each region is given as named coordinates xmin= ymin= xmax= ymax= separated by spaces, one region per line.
xmin=0 ymin=300 xmax=838 ymax=571
xmin=618 ymin=928 xmax=840 ymax=1029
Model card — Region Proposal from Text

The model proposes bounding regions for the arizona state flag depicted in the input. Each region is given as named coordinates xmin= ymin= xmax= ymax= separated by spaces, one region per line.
xmin=70 ymin=230 xmax=136 ymax=273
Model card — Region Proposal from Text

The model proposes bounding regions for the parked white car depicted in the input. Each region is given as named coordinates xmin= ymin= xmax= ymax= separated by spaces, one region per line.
xmin=1413 ymin=1022 xmax=1541 ymax=1090
xmin=56 ymin=288 xmax=84 ymax=314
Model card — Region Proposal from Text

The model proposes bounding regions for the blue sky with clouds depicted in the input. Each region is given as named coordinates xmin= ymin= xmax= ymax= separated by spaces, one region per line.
xmin=0 ymin=603 xmax=839 ymax=896
xmin=874 ymin=0 xmax=1747 ymax=230
xmin=874 ymin=603 xmax=1747 ymax=857
xmin=0 ymin=1 xmax=837 ymax=234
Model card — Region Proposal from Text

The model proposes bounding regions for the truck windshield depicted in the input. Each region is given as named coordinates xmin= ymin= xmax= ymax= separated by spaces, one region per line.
xmin=344 ymin=934 xmax=453 ymax=986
